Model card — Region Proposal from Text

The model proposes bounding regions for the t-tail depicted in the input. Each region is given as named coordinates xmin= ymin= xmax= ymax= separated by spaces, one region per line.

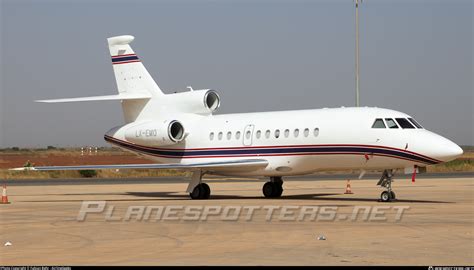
xmin=36 ymin=35 xmax=165 ymax=122
xmin=36 ymin=35 xmax=221 ymax=123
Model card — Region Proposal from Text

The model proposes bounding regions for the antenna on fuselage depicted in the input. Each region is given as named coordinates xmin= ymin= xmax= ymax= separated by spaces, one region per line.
xmin=354 ymin=0 xmax=362 ymax=107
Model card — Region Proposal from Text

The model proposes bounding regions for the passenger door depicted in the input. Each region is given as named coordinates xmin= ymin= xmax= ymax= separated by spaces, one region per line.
xmin=243 ymin=124 xmax=254 ymax=146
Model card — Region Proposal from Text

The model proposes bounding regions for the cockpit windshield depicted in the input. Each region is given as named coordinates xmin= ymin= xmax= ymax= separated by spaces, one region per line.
xmin=372 ymin=118 xmax=386 ymax=128
xmin=395 ymin=118 xmax=415 ymax=129
xmin=408 ymin=118 xmax=423 ymax=129
xmin=371 ymin=117 xmax=424 ymax=129
xmin=385 ymin=118 xmax=399 ymax=129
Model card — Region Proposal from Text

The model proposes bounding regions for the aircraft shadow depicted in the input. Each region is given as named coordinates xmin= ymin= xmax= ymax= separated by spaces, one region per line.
xmin=20 ymin=192 xmax=451 ymax=204
xmin=125 ymin=191 xmax=452 ymax=204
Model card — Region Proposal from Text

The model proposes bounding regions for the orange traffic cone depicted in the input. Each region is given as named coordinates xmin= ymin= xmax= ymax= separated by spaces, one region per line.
xmin=1 ymin=185 xmax=10 ymax=204
xmin=344 ymin=180 xmax=353 ymax=194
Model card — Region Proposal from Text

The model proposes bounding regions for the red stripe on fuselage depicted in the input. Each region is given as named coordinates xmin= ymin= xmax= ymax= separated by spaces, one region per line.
xmin=103 ymin=135 xmax=440 ymax=165
xmin=103 ymin=135 xmax=441 ymax=164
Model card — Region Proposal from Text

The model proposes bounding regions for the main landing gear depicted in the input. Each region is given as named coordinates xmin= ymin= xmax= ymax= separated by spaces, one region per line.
xmin=187 ymin=171 xmax=211 ymax=200
xmin=377 ymin=169 xmax=396 ymax=202
xmin=262 ymin=176 xmax=284 ymax=198
xmin=190 ymin=183 xmax=211 ymax=200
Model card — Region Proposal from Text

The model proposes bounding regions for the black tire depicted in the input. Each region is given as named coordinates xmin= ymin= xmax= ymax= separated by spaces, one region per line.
xmin=201 ymin=183 xmax=211 ymax=199
xmin=390 ymin=191 xmax=396 ymax=200
xmin=263 ymin=182 xmax=275 ymax=198
xmin=273 ymin=183 xmax=283 ymax=197
xmin=380 ymin=191 xmax=391 ymax=202
xmin=190 ymin=185 xmax=203 ymax=199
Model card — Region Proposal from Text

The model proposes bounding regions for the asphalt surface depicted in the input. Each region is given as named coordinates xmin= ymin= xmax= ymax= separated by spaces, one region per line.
xmin=1 ymin=176 xmax=472 ymax=265
xmin=3 ymin=172 xmax=473 ymax=186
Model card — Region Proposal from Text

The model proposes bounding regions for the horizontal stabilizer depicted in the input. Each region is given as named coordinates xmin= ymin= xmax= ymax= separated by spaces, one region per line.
xmin=10 ymin=159 xmax=269 ymax=171
xmin=36 ymin=93 xmax=151 ymax=103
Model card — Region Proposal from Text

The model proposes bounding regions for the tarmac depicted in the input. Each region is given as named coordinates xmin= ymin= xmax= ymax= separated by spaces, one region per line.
xmin=0 ymin=174 xmax=473 ymax=265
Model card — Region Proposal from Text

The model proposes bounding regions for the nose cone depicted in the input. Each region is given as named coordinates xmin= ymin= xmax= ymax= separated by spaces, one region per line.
xmin=440 ymin=142 xmax=463 ymax=162
xmin=430 ymin=133 xmax=464 ymax=162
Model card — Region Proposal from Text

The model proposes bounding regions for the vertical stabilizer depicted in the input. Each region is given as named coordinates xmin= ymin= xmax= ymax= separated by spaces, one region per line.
xmin=107 ymin=35 xmax=163 ymax=122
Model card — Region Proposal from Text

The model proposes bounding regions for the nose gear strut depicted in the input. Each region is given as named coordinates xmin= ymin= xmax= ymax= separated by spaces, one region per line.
xmin=377 ymin=169 xmax=396 ymax=202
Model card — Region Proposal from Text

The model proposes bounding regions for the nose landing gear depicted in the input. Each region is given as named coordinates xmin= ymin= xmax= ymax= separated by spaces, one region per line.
xmin=377 ymin=169 xmax=396 ymax=202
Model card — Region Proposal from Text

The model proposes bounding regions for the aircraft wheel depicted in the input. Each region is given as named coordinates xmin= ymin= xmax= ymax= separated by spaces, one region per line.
xmin=201 ymin=183 xmax=211 ymax=199
xmin=263 ymin=182 xmax=283 ymax=198
xmin=263 ymin=182 xmax=275 ymax=198
xmin=273 ymin=183 xmax=283 ymax=197
xmin=390 ymin=191 xmax=396 ymax=200
xmin=190 ymin=183 xmax=210 ymax=200
xmin=380 ymin=191 xmax=392 ymax=202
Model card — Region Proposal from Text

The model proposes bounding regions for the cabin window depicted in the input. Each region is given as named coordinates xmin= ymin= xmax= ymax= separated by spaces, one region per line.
xmin=256 ymin=130 xmax=261 ymax=139
xmin=408 ymin=118 xmax=423 ymax=129
xmin=235 ymin=131 xmax=241 ymax=140
xmin=275 ymin=129 xmax=280 ymax=138
xmin=284 ymin=129 xmax=290 ymax=138
xmin=265 ymin=130 xmax=271 ymax=139
xmin=246 ymin=130 xmax=251 ymax=139
xmin=395 ymin=118 xmax=415 ymax=129
xmin=385 ymin=118 xmax=399 ymax=129
xmin=372 ymin=118 xmax=386 ymax=128
xmin=209 ymin=132 xmax=214 ymax=140
xmin=227 ymin=131 xmax=232 ymax=140
xmin=294 ymin=129 xmax=300 ymax=137
xmin=304 ymin=128 xmax=309 ymax=137
xmin=314 ymin=128 xmax=319 ymax=137
xmin=218 ymin=132 xmax=223 ymax=140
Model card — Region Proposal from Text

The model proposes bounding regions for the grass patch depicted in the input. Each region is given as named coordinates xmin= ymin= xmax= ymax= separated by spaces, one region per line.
xmin=0 ymin=168 xmax=189 ymax=180
xmin=427 ymin=158 xmax=474 ymax=173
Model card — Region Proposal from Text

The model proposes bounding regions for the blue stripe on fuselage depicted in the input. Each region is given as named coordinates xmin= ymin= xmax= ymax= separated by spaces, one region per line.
xmin=104 ymin=136 xmax=438 ymax=165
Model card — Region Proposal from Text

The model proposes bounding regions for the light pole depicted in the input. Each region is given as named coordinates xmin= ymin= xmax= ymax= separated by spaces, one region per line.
xmin=355 ymin=0 xmax=361 ymax=107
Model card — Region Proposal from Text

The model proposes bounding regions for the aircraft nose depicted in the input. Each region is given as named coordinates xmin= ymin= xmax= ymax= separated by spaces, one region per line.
xmin=444 ymin=143 xmax=463 ymax=161
xmin=435 ymin=137 xmax=463 ymax=162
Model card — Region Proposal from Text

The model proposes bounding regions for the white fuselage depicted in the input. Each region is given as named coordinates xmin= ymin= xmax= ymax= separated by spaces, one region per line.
xmin=30 ymin=35 xmax=464 ymax=201
xmin=105 ymin=107 xmax=462 ymax=177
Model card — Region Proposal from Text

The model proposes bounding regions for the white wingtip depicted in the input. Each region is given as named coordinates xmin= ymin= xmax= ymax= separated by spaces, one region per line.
xmin=107 ymin=35 xmax=135 ymax=46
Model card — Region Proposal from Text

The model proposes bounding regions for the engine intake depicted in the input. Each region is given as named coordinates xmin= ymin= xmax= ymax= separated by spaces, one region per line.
xmin=168 ymin=120 xmax=185 ymax=142
xmin=204 ymin=90 xmax=220 ymax=112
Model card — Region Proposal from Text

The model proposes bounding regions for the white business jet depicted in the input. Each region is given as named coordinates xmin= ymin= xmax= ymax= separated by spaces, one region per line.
xmin=17 ymin=35 xmax=463 ymax=202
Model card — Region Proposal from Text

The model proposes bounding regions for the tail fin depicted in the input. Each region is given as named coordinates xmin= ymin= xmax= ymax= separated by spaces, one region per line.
xmin=107 ymin=35 xmax=164 ymax=122
xmin=107 ymin=35 xmax=164 ymax=97
xmin=36 ymin=35 xmax=163 ymax=123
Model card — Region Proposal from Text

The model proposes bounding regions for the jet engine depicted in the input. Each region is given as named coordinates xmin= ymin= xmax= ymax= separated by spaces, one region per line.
xmin=123 ymin=120 xmax=185 ymax=147
xmin=165 ymin=89 xmax=220 ymax=115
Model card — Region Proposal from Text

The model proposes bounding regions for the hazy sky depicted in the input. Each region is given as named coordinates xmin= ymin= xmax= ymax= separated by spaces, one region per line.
xmin=1 ymin=0 xmax=472 ymax=147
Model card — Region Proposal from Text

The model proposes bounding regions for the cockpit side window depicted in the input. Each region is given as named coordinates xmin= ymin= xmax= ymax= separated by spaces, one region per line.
xmin=408 ymin=118 xmax=423 ymax=129
xmin=385 ymin=118 xmax=399 ymax=129
xmin=372 ymin=118 xmax=386 ymax=128
xmin=395 ymin=118 xmax=415 ymax=129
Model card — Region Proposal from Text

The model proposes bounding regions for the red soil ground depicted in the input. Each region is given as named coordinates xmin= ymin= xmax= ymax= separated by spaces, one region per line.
xmin=0 ymin=152 xmax=152 ymax=169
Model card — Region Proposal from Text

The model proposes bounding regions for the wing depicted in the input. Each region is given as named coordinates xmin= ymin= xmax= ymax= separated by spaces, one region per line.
xmin=36 ymin=93 xmax=151 ymax=103
xmin=10 ymin=159 xmax=268 ymax=172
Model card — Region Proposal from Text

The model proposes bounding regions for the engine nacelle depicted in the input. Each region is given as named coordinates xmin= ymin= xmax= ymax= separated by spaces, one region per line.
xmin=165 ymin=89 xmax=220 ymax=115
xmin=123 ymin=120 xmax=185 ymax=146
